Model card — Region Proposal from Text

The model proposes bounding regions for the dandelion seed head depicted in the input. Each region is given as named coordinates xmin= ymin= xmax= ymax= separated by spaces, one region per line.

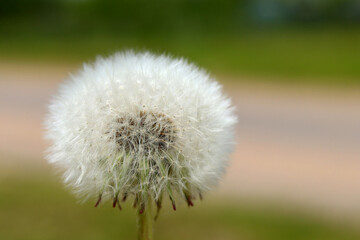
xmin=45 ymin=51 xmax=237 ymax=208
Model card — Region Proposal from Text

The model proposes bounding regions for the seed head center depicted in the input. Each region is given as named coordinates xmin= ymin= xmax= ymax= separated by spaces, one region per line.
xmin=115 ymin=111 xmax=176 ymax=153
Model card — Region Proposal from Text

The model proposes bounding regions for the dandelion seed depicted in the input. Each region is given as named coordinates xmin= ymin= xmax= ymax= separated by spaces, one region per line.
xmin=45 ymin=51 xmax=237 ymax=239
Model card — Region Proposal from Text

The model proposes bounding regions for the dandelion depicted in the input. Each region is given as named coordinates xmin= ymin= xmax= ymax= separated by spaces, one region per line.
xmin=45 ymin=51 xmax=237 ymax=239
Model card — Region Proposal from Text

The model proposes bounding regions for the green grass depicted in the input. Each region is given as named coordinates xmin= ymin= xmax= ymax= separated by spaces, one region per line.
xmin=1 ymin=28 xmax=360 ymax=86
xmin=1 ymin=169 xmax=359 ymax=240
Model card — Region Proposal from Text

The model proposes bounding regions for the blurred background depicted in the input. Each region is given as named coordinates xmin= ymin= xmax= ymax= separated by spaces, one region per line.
xmin=0 ymin=0 xmax=360 ymax=239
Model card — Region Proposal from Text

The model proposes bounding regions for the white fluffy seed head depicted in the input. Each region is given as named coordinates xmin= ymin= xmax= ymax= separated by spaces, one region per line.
xmin=45 ymin=51 xmax=237 ymax=209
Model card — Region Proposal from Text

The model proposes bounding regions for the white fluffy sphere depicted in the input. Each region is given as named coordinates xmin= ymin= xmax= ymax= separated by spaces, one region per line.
xmin=45 ymin=51 xmax=237 ymax=210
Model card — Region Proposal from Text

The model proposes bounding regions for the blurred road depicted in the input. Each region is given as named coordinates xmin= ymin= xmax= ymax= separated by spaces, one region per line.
xmin=1 ymin=63 xmax=360 ymax=217
xmin=222 ymin=82 xmax=360 ymax=217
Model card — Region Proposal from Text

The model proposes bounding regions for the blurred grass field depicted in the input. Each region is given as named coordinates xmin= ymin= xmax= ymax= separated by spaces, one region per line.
xmin=1 ymin=165 xmax=360 ymax=240
xmin=1 ymin=28 xmax=359 ymax=86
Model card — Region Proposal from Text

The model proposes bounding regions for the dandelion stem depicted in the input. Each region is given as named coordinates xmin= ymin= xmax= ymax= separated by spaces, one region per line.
xmin=137 ymin=198 xmax=153 ymax=240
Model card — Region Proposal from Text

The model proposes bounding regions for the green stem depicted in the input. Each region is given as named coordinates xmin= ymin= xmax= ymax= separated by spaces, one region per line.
xmin=137 ymin=199 xmax=153 ymax=240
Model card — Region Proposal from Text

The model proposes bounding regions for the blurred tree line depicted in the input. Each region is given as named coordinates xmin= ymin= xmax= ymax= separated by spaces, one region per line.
xmin=0 ymin=0 xmax=359 ymax=37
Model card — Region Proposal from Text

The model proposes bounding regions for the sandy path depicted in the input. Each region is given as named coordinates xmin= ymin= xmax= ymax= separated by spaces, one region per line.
xmin=221 ymin=82 xmax=360 ymax=216
xmin=1 ymin=63 xmax=360 ymax=217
